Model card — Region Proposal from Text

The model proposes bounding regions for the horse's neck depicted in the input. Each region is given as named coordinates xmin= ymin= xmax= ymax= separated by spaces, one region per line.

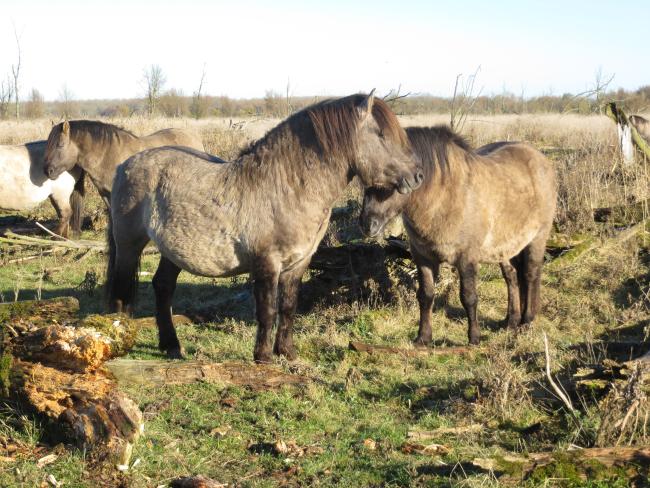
xmin=235 ymin=145 xmax=351 ymax=213
xmin=406 ymin=144 xmax=470 ymax=229
xmin=76 ymin=130 xmax=139 ymax=193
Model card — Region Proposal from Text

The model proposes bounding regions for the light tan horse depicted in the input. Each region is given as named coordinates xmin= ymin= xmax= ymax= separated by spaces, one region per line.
xmin=107 ymin=93 xmax=423 ymax=362
xmin=43 ymin=120 xmax=204 ymax=206
xmin=360 ymin=126 xmax=557 ymax=345
xmin=0 ymin=141 xmax=84 ymax=237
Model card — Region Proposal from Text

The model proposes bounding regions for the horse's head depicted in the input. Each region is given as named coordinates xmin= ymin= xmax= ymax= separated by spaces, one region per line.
xmin=353 ymin=92 xmax=423 ymax=195
xmin=359 ymin=186 xmax=409 ymax=238
xmin=44 ymin=121 xmax=79 ymax=179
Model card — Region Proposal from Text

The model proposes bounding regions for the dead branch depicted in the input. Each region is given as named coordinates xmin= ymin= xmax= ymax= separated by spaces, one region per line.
xmin=543 ymin=332 xmax=576 ymax=413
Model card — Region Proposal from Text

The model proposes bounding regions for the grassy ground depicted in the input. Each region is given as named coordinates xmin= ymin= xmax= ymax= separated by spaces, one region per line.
xmin=1 ymin=115 xmax=649 ymax=487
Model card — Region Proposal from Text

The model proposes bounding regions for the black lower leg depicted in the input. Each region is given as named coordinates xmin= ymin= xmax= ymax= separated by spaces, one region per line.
xmin=253 ymin=262 xmax=280 ymax=363
xmin=415 ymin=258 xmax=437 ymax=344
xmin=274 ymin=266 xmax=306 ymax=360
xmin=458 ymin=261 xmax=480 ymax=345
xmin=152 ymin=257 xmax=183 ymax=358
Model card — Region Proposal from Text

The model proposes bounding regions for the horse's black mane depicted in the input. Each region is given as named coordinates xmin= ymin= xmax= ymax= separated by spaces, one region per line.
xmin=405 ymin=125 xmax=473 ymax=177
xmin=68 ymin=120 xmax=137 ymax=141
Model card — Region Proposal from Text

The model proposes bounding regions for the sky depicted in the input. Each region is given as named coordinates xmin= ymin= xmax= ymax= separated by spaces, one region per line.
xmin=0 ymin=0 xmax=649 ymax=101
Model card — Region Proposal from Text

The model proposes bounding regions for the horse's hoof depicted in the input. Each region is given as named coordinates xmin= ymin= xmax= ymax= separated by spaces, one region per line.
xmin=413 ymin=336 xmax=431 ymax=347
xmin=254 ymin=350 xmax=273 ymax=364
xmin=273 ymin=345 xmax=298 ymax=361
xmin=166 ymin=348 xmax=185 ymax=360
xmin=468 ymin=335 xmax=481 ymax=346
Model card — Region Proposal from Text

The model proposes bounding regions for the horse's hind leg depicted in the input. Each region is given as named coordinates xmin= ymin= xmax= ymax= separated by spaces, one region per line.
xmin=49 ymin=194 xmax=72 ymax=238
xmin=252 ymin=258 xmax=281 ymax=363
xmin=274 ymin=262 xmax=309 ymax=360
xmin=413 ymin=252 xmax=440 ymax=345
xmin=520 ymin=236 xmax=547 ymax=326
xmin=152 ymin=256 xmax=183 ymax=359
xmin=458 ymin=259 xmax=480 ymax=345
xmin=500 ymin=259 xmax=521 ymax=329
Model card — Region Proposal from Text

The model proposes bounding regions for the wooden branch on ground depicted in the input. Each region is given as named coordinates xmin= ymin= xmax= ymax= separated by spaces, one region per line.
xmin=349 ymin=341 xmax=478 ymax=357
xmin=407 ymin=424 xmax=484 ymax=441
xmin=472 ymin=446 xmax=650 ymax=483
xmin=106 ymin=359 xmax=309 ymax=391
xmin=0 ymin=231 xmax=158 ymax=254
xmin=170 ymin=475 xmax=227 ymax=488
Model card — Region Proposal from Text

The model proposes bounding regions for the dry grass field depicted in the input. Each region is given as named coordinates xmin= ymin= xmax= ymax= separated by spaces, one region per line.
xmin=1 ymin=113 xmax=649 ymax=487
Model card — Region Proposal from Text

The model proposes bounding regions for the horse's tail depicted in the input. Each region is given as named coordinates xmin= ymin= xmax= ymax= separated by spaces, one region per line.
xmin=69 ymin=171 xmax=85 ymax=237
xmin=105 ymin=210 xmax=141 ymax=315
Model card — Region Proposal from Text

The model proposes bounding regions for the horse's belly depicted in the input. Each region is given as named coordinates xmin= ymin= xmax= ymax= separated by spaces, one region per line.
xmin=479 ymin=227 xmax=539 ymax=263
xmin=151 ymin=229 xmax=250 ymax=278
xmin=0 ymin=178 xmax=52 ymax=210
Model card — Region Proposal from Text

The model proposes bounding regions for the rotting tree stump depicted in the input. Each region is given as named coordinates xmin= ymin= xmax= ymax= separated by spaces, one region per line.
xmin=1 ymin=298 xmax=143 ymax=467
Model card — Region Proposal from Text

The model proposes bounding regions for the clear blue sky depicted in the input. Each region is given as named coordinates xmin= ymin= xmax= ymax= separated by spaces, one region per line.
xmin=1 ymin=0 xmax=648 ymax=101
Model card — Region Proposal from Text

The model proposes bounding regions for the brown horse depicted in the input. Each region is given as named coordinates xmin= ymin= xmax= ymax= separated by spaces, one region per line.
xmin=630 ymin=115 xmax=650 ymax=141
xmin=43 ymin=120 xmax=204 ymax=207
xmin=107 ymin=93 xmax=423 ymax=362
xmin=360 ymin=126 xmax=557 ymax=345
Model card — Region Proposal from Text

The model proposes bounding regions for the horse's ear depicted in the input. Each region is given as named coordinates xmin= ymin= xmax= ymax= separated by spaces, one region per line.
xmin=50 ymin=119 xmax=55 ymax=127
xmin=62 ymin=120 xmax=70 ymax=135
xmin=356 ymin=89 xmax=376 ymax=123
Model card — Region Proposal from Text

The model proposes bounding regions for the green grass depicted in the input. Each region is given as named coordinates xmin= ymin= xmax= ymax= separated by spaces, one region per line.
xmin=2 ymin=193 xmax=650 ymax=487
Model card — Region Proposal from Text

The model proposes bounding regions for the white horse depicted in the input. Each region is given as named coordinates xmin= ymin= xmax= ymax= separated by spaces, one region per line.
xmin=0 ymin=141 xmax=84 ymax=237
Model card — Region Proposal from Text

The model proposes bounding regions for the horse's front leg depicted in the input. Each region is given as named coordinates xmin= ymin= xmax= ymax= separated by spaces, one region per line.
xmin=413 ymin=252 xmax=440 ymax=345
xmin=152 ymin=256 xmax=183 ymax=359
xmin=458 ymin=259 xmax=480 ymax=345
xmin=253 ymin=259 xmax=281 ymax=363
xmin=274 ymin=262 xmax=309 ymax=360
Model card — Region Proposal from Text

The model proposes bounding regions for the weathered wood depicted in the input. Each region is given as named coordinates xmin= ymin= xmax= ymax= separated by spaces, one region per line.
xmin=9 ymin=359 xmax=142 ymax=465
xmin=106 ymin=358 xmax=309 ymax=391
xmin=1 ymin=298 xmax=143 ymax=465
xmin=13 ymin=315 xmax=138 ymax=372
xmin=349 ymin=341 xmax=478 ymax=357
xmin=407 ymin=424 xmax=484 ymax=441
xmin=472 ymin=446 xmax=650 ymax=483
xmin=170 ymin=476 xmax=227 ymax=488
xmin=606 ymin=102 xmax=650 ymax=161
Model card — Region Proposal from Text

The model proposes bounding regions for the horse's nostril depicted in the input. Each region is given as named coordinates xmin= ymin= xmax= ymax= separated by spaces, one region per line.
xmin=415 ymin=171 xmax=424 ymax=183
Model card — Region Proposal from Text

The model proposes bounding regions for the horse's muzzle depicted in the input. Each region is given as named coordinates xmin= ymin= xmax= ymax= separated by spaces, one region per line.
xmin=360 ymin=217 xmax=383 ymax=238
xmin=44 ymin=165 xmax=61 ymax=180
xmin=397 ymin=170 xmax=424 ymax=194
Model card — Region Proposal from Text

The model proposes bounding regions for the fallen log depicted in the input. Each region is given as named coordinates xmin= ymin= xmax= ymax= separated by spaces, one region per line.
xmin=407 ymin=424 xmax=484 ymax=441
xmin=0 ymin=231 xmax=159 ymax=255
xmin=170 ymin=476 xmax=227 ymax=488
xmin=106 ymin=358 xmax=309 ymax=391
xmin=349 ymin=341 xmax=479 ymax=357
xmin=472 ymin=446 xmax=650 ymax=484
xmin=1 ymin=298 xmax=143 ymax=466
xmin=9 ymin=359 xmax=143 ymax=466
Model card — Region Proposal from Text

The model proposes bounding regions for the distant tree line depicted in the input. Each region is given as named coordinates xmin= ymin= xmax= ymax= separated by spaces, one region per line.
xmin=1 ymin=85 xmax=649 ymax=121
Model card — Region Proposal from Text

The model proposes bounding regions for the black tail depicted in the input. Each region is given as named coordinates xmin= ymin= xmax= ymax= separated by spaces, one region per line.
xmin=69 ymin=171 xmax=85 ymax=237
xmin=105 ymin=213 xmax=141 ymax=314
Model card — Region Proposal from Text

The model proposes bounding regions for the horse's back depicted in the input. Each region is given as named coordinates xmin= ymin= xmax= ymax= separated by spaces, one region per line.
xmin=144 ymin=128 xmax=205 ymax=152
xmin=112 ymin=146 xmax=248 ymax=277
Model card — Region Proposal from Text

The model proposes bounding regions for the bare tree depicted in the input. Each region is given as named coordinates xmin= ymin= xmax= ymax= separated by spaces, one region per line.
xmin=285 ymin=77 xmax=293 ymax=117
xmin=58 ymin=84 xmax=76 ymax=118
xmin=449 ymin=66 xmax=482 ymax=133
xmin=11 ymin=23 xmax=23 ymax=120
xmin=24 ymin=88 xmax=45 ymax=119
xmin=190 ymin=64 xmax=209 ymax=119
xmin=142 ymin=64 xmax=166 ymax=116
xmin=0 ymin=75 xmax=14 ymax=119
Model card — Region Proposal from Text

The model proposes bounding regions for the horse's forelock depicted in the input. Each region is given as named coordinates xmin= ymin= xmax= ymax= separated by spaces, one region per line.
xmin=371 ymin=98 xmax=409 ymax=149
